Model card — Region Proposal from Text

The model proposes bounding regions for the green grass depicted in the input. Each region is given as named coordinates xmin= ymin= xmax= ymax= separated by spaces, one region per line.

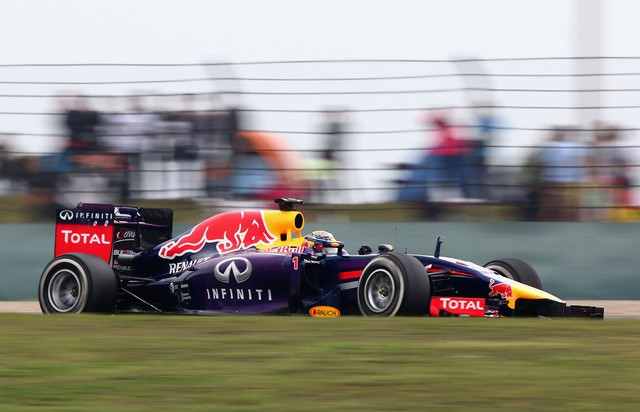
xmin=1 ymin=315 xmax=639 ymax=411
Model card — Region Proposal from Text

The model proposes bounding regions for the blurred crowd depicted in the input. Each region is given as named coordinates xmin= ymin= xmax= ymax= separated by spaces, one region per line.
xmin=28 ymin=94 xmax=243 ymax=209
xmin=397 ymin=113 xmax=635 ymax=221
xmin=0 ymin=93 xmax=636 ymax=221
xmin=0 ymin=94 xmax=349 ymax=215
xmin=523 ymin=123 xmax=633 ymax=221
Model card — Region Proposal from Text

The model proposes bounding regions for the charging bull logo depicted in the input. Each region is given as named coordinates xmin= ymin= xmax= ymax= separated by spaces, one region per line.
xmin=488 ymin=278 xmax=513 ymax=300
xmin=159 ymin=211 xmax=275 ymax=260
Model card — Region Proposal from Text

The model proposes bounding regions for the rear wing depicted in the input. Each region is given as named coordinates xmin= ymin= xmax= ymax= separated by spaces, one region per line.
xmin=55 ymin=204 xmax=115 ymax=263
xmin=55 ymin=204 xmax=173 ymax=264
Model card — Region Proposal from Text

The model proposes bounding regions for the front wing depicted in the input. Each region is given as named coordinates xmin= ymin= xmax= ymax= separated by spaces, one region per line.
xmin=429 ymin=296 xmax=604 ymax=318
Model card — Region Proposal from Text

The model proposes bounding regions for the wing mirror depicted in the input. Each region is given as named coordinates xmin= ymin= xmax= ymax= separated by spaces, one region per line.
xmin=378 ymin=244 xmax=394 ymax=253
xmin=434 ymin=236 xmax=444 ymax=258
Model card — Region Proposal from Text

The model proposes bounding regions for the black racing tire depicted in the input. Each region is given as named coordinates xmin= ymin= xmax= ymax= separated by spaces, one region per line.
xmin=39 ymin=253 xmax=117 ymax=314
xmin=483 ymin=258 xmax=543 ymax=290
xmin=357 ymin=252 xmax=431 ymax=316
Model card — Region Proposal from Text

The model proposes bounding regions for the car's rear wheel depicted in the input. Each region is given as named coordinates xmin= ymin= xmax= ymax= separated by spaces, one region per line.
xmin=39 ymin=253 xmax=117 ymax=314
xmin=483 ymin=258 xmax=543 ymax=290
xmin=357 ymin=253 xmax=431 ymax=316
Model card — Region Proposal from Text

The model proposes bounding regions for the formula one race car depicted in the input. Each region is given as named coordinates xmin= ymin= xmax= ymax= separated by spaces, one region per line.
xmin=39 ymin=199 xmax=604 ymax=318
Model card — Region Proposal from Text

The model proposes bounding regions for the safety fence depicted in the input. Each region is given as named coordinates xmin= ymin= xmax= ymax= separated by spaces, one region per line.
xmin=1 ymin=57 xmax=640 ymax=218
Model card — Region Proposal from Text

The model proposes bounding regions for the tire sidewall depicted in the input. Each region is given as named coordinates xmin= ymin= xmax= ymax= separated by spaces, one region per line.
xmin=484 ymin=258 xmax=543 ymax=290
xmin=484 ymin=262 xmax=516 ymax=280
xmin=39 ymin=253 xmax=117 ymax=314
xmin=357 ymin=256 xmax=406 ymax=316
xmin=39 ymin=257 xmax=91 ymax=314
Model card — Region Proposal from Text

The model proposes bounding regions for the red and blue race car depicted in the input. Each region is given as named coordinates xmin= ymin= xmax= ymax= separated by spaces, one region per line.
xmin=39 ymin=198 xmax=603 ymax=318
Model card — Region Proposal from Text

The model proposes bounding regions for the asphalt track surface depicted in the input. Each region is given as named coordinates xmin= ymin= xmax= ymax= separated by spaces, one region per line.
xmin=2 ymin=300 xmax=640 ymax=318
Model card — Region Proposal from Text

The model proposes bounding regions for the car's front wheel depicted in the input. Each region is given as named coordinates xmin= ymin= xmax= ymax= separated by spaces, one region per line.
xmin=484 ymin=258 xmax=543 ymax=290
xmin=39 ymin=253 xmax=117 ymax=314
xmin=357 ymin=253 xmax=431 ymax=316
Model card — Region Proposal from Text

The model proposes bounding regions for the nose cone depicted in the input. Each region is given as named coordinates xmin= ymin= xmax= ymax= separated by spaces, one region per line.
xmin=506 ymin=278 xmax=564 ymax=309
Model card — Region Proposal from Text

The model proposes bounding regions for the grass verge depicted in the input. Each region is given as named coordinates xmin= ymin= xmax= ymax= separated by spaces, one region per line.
xmin=0 ymin=315 xmax=639 ymax=411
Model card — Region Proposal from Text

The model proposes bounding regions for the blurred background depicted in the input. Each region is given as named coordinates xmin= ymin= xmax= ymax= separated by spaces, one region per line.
xmin=2 ymin=4 xmax=640 ymax=411
xmin=1 ymin=0 xmax=640 ymax=223
xmin=5 ymin=0 xmax=640 ymax=300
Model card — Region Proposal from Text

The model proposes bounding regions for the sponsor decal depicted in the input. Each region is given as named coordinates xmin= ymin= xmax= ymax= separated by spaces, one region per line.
xmin=59 ymin=229 xmax=110 ymax=245
xmin=159 ymin=211 xmax=275 ymax=259
xmin=265 ymin=245 xmax=306 ymax=254
xmin=292 ymin=256 xmax=299 ymax=271
xmin=168 ymin=256 xmax=211 ymax=275
xmin=115 ymin=230 xmax=136 ymax=242
xmin=488 ymin=279 xmax=513 ymax=300
xmin=214 ymin=257 xmax=252 ymax=284
xmin=57 ymin=208 xmax=114 ymax=225
xmin=429 ymin=297 xmax=486 ymax=317
xmin=309 ymin=306 xmax=341 ymax=318
xmin=205 ymin=287 xmax=272 ymax=302
xmin=54 ymin=223 xmax=113 ymax=263
xmin=58 ymin=209 xmax=74 ymax=221
xmin=73 ymin=211 xmax=113 ymax=221
xmin=205 ymin=257 xmax=273 ymax=302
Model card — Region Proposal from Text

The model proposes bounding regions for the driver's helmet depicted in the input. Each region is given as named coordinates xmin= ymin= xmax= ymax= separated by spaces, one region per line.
xmin=304 ymin=230 xmax=343 ymax=256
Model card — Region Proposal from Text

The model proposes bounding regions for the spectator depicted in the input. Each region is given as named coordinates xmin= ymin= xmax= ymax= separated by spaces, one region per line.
xmin=428 ymin=114 xmax=469 ymax=200
xmin=201 ymin=95 xmax=233 ymax=197
xmin=323 ymin=109 xmax=346 ymax=164
xmin=103 ymin=96 xmax=158 ymax=201
xmin=0 ymin=136 xmax=9 ymax=195
xmin=63 ymin=95 xmax=101 ymax=154
xmin=225 ymin=104 xmax=242 ymax=163
xmin=521 ymin=149 xmax=544 ymax=220
xmin=588 ymin=125 xmax=633 ymax=220
xmin=172 ymin=94 xmax=200 ymax=161
xmin=206 ymin=100 xmax=243 ymax=198
xmin=581 ymin=123 xmax=612 ymax=220
xmin=581 ymin=159 xmax=610 ymax=221
xmin=539 ymin=127 xmax=585 ymax=220
xmin=306 ymin=109 xmax=347 ymax=202
xmin=467 ymin=106 xmax=498 ymax=199
xmin=58 ymin=95 xmax=111 ymax=206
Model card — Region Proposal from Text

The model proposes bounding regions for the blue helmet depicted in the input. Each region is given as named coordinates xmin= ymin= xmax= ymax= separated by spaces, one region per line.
xmin=304 ymin=230 xmax=343 ymax=255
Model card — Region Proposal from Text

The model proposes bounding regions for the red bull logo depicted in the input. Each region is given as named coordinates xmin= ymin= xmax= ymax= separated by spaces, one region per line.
xmin=159 ymin=211 xmax=275 ymax=260
xmin=488 ymin=278 xmax=513 ymax=299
